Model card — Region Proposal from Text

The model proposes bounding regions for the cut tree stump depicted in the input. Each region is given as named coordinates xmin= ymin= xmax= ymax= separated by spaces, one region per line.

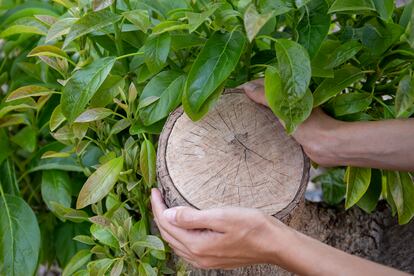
xmin=157 ymin=90 xmax=309 ymax=222
xmin=156 ymin=90 xmax=414 ymax=275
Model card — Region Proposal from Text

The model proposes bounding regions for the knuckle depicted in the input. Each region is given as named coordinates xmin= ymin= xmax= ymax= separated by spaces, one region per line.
xmin=177 ymin=209 xmax=194 ymax=224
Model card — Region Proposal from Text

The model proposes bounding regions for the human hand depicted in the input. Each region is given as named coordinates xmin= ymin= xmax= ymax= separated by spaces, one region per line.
xmin=150 ymin=188 xmax=288 ymax=269
xmin=240 ymin=79 xmax=345 ymax=167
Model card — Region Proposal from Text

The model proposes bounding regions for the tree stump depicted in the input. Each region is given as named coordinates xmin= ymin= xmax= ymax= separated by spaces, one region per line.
xmin=156 ymin=90 xmax=309 ymax=274
xmin=157 ymin=90 xmax=309 ymax=221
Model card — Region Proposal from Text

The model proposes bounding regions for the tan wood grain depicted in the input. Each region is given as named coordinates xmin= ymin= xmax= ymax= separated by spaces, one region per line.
xmin=157 ymin=90 xmax=309 ymax=217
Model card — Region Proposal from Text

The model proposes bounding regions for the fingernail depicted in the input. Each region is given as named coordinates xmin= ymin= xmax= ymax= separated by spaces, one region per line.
xmin=163 ymin=209 xmax=177 ymax=223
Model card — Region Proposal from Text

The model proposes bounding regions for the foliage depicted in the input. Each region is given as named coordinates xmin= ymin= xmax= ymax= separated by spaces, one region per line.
xmin=0 ymin=0 xmax=413 ymax=274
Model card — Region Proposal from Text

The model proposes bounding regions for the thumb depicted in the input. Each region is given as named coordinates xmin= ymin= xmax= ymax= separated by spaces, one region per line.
xmin=239 ymin=79 xmax=268 ymax=107
xmin=163 ymin=207 xmax=228 ymax=232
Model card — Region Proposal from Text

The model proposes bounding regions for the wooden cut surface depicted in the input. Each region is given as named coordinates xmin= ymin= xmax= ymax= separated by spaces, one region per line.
xmin=160 ymin=92 xmax=308 ymax=216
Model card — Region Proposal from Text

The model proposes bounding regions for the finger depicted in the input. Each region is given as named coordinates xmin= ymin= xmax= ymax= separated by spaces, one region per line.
xmin=172 ymin=248 xmax=193 ymax=260
xmin=164 ymin=207 xmax=233 ymax=232
xmin=150 ymin=188 xmax=168 ymax=216
xmin=239 ymin=79 xmax=268 ymax=107
xmin=151 ymin=189 xmax=209 ymax=246
xmin=156 ymin=221 xmax=190 ymax=255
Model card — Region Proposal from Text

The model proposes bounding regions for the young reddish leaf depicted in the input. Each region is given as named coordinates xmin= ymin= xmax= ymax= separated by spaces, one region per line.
xmin=76 ymin=157 xmax=123 ymax=209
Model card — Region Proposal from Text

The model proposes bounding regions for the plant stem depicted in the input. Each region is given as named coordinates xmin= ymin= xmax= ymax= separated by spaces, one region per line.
xmin=111 ymin=0 xmax=124 ymax=57
xmin=116 ymin=52 xmax=144 ymax=60
xmin=373 ymin=96 xmax=395 ymax=117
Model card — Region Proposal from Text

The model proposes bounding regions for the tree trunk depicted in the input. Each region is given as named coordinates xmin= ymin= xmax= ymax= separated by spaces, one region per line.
xmin=156 ymin=90 xmax=414 ymax=275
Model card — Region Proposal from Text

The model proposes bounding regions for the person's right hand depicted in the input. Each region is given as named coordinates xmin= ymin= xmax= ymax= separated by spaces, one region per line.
xmin=240 ymin=79 xmax=345 ymax=167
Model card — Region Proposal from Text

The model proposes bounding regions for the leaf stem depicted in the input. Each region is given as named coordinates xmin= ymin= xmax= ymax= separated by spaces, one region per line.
xmin=111 ymin=0 xmax=124 ymax=57
xmin=116 ymin=52 xmax=144 ymax=60
xmin=373 ymin=96 xmax=395 ymax=118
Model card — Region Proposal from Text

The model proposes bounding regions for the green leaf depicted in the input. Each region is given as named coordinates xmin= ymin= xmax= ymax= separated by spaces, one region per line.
xmin=326 ymin=92 xmax=372 ymax=117
xmin=122 ymin=9 xmax=151 ymax=33
xmin=28 ymin=45 xmax=71 ymax=61
xmin=323 ymin=40 xmax=362 ymax=70
xmin=0 ymin=158 xmax=19 ymax=196
xmin=0 ymin=7 xmax=58 ymax=27
xmin=6 ymin=85 xmax=54 ymax=102
xmin=0 ymin=22 xmax=47 ymax=37
xmin=151 ymin=21 xmax=188 ymax=35
xmin=357 ymin=169 xmax=382 ymax=213
xmin=345 ymin=166 xmax=371 ymax=209
xmin=171 ymin=34 xmax=206 ymax=50
xmin=41 ymin=170 xmax=72 ymax=212
xmin=385 ymin=171 xmax=414 ymax=225
xmin=87 ymin=258 xmax=115 ymax=275
xmin=129 ymin=220 xmax=147 ymax=244
xmin=74 ymin=108 xmax=113 ymax=123
xmin=61 ymin=56 xmax=116 ymax=123
xmin=46 ymin=17 xmax=77 ymax=42
xmin=139 ymin=71 xmax=186 ymax=126
xmin=63 ymin=10 xmax=121 ymax=48
xmin=244 ymin=4 xmax=274 ymax=42
xmin=313 ymin=65 xmax=364 ymax=107
xmin=395 ymin=73 xmax=414 ymax=118
xmin=258 ymin=0 xmax=294 ymax=16
xmin=55 ymin=222 xmax=90 ymax=266
xmin=187 ymin=5 xmax=219 ymax=33
xmin=372 ymin=0 xmax=394 ymax=22
xmin=0 ymin=194 xmax=41 ymax=276
xmin=109 ymin=119 xmax=131 ymax=136
xmin=62 ymin=249 xmax=92 ymax=276
xmin=132 ymin=235 xmax=164 ymax=251
xmin=313 ymin=168 xmax=346 ymax=205
xmin=76 ymin=157 xmax=123 ymax=209
xmin=0 ymin=103 xmax=37 ymax=119
xmin=183 ymin=31 xmax=246 ymax=119
xmin=140 ymin=139 xmax=156 ymax=187
xmin=130 ymin=119 xmax=166 ymax=135
xmin=358 ymin=20 xmax=404 ymax=63
xmin=50 ymin=202 xmax=89 ymax=222
xmin=275 ymin=39 xmax=311 ymax=101
xmin=182 ymin=84 xmax=224 ymax=122
xmin=0 ymin=130 xmax=11 ymax=165
xmin=311 ymin=40 xmax=338 ymax=77
xmin=92 ymin=0 xmax=113 ymax=11
xmin=90 ymin=75 xmax=124 ymax=108
xmin=11 ymin=126 xmax=36 ymax=152
xmin=297 ymin=0 xmax=330 ymax=58
xmin=73 ymin=235 xmax=95 ymax=245
xmin=111 ymin=259 xmax=124 ymax=276
xmin=328 ymin=0 xmax=375 ymax=14
xmin=90 ymin=224 xmax=118 ymax=248
xmin=138 ymin=263 xmax=157 ymax=276
xmin=265 ymin=66 xmax=313 ymax=134
xmin=150 ymin=249 xmax=166 ymax=260
xmin=144 ymin=33 xmax=171 ymax=74
xmin=50 ymin=105 xmax=66 ymax=132
xmin=400 ymin=1 xmax=413 ymax=28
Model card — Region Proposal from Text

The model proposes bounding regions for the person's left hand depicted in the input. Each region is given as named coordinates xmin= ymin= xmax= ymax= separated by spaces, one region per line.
xmin=150 ymin=188 xmax=288 ymax=269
